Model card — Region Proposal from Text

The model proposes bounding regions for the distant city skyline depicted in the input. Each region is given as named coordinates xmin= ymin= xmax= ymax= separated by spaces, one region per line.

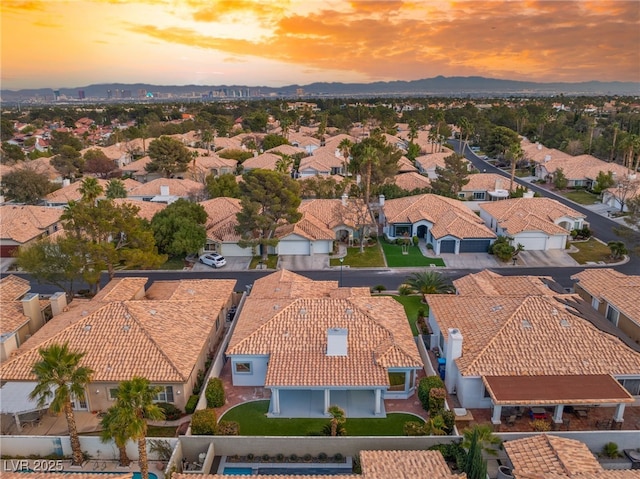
xmin=1 ymin=0 xmax=639 ymax=91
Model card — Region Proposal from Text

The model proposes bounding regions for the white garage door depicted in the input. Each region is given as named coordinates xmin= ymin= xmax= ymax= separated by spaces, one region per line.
xmin=312 ymin=240 xmax=332 ymax=254
xmin=513 ymin=234 xmax=546 ymax=251
xmin=278 ymin=239 xmax=310 ymax=255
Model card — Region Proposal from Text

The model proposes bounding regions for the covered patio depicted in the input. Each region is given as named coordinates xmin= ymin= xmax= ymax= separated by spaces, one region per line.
xmin=483 ymin=374 xmax=635 ymax=428
xmin=267 ymin=389 xmax=385 ymax=418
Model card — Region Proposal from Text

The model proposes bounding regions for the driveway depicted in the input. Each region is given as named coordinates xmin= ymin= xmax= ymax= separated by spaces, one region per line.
xmin=190 ymin=256 xmax=252 ymax=272
xmin=278 ymin=254 xmax=330 ymax=270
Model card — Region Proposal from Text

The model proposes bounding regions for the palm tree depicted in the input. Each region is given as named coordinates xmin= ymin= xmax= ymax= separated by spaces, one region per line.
xmin=405 ymin=270 xmax=455 ymax=300
xmin=100 ymin=407 xmax=133 ymax=467
xmin=200 ymin=128 xmax=214 ymax=154
xmin=338 ymin=138 xmax=352 ymax=176
xmin=506 ymin=142 xmax=524 ymax=192
xmin=361 ymin=144 xmax=379 ymax=206
xmin=458 ymin=117 xmax=473 ymax=154
xmin=607 ymin=240 xmax=628 ymax=260
xmin=111 ymin=377 xmax=165 ymax=479
xmin=29 ymin=343 xmax=94 ymax=466
xmin=78 ymin=177 xmax=104 ymax=205
xmin=462 ymin=424 xmax=502 ymax=456
xmin=610 ymin=122 xmax=620 ymax=163
xmin=327 ymin=405 xmax=346 ymax=436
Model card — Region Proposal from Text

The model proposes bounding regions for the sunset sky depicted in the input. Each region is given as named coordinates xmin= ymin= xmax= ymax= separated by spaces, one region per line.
xmin=2 ymin=0 xmax=639 ymax=90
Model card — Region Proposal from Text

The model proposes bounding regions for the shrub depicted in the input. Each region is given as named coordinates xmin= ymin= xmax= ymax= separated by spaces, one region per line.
xmin=601 ymin=442 xmax=621 ymax=459
xmin=417 ymin=307 xmax=425 ymax=318
xmin=429 ymin=442 xmax=466 ymax=471
xmin=318 ymin=453 xmax=328 ymax=462
xmin=428 ymin=388 xmax=447 ymax=416
xmin=205 ymin=377 xmax=225 ymax=408
xmin=334 ymin=453 xmax=344 ymax=462
xmin=157 ymin=402 xmax=183 ymax=421
xmin=247 ymin=453 xmax=254 ymax=461
xmin=412 ymin=235 xmax=419 ymax=246
xmin=398 ymin=284 xmax=412 ymax=295
xmin=192 ymin=369 xmax=205 ymax=395
xmin=403 ymin=421 xmax=426 ymax=436
xmin=440 ymin=409 xmax=456 ymax=434
xmin=275 ymin=453 xmax=284 ymax=462
xmin=418 ymin=376 xmax=445 ymax=411
xmin=303 ymin=454 xmax=312 ymax=462
xmin=262 ymin=454 xmax=270 ymax=461
xmin=530 ymin=419 xmax=551 ymax=432
xmin=190 ymin=408 xmax=217 ymax=435
xmin=216 ymin=420 xmax=239 ymax=436
xmin=185 ymin=395 xmax=199 ymax=414
xmin=373 ymin=284 xmax=386 ymax=293
xmin=289 ymin=454 xmax=298 ymax=462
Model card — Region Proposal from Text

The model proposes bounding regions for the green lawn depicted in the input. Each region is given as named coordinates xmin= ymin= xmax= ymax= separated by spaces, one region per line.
xmin=329 ymin=245 xmax=385 ymax=267
xmin=249 ymin=255 xmax=278 ymax=269
xmin=380 ymin=241 xmax=445 ymax=267
xmin=568 ymin=238 xmax=613 ymax=264
xmin=220 ymin=401 xmax=422 ymax=436
xmin=391 ymin=295 xmax=426 ymax=336
xmin=80 ymin=425 xmax=176 ymax=437
xmin=563 ymin=190 xmax=600 ymax=205
xmin=159 ymin=256 xmax=189 ymax=270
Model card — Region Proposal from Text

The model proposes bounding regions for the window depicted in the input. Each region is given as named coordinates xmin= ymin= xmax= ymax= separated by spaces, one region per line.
xmin=394 ymin=225 xmax=411 ymax=237
xmin=473 ymin=192 xmax=486 ymax=200
xmin=234 ymin=362 xmax=252 ymax=374
xmin=154 ymin=386 xmax=174 ymax=403
xmin=108 ymin=388 xmax=118 ymax=400
xmin=483 ymin=387 xmax=491 ymax=398
xmin=605 ymin=305 xmax=619 ymax=326
xmin=618 ymin=379 xmax=640 ymax=396
xmin=388 ymin=372 xmax=406 ymax=391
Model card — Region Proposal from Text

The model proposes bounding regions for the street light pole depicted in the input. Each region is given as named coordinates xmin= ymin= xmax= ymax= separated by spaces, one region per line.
xmin=339 ymin=257 xmax=344 ymax=287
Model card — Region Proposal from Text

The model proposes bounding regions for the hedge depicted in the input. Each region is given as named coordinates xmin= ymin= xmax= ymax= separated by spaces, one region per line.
xmin=185 ymin=395 xmax=199 ymax=414
xmin=191 ymin=408 xmax=217 ymax=435
xmin=205 ymin=377 xmax=225 ymax=408
xmin=418 ymin=375 xmax=445 ymax=411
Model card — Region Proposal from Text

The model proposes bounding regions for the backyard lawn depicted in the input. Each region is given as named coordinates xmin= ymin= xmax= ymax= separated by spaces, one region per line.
xmin=568 ymin=238 xmax=613 ymax=264
xmin=391 ymin=295 xmax=426 ymax=336
xmin=219 ymin=401 xmax=423 ymax=436
xmin=329 ymin=245 xmax=385 ymax=267
xmin=380 ymin=241 xmax=445 ymax=267
xmin=563 ymin=190 xmax=600 ymax=205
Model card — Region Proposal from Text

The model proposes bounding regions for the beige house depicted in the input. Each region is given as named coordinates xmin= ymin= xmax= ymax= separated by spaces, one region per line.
xmin=458 ymin=173 xmax=514 ymax=201
xmin=393 ymin=172 xmax=431 ymax=192
xmin=44 ymin=178 xmax=141 ymax=207
xmin=0 ymin=276 xmax=237 ymax=416
xmin=127 ymin=178 xmax=205 ymax=203
xmin=242 ymin=152 xmax=287 ymax=172
xmin=226 ymin=270 xmax=422 ymax=418
xmin=453 ymin=269 xmax=554 ymax=296
xmin=200 ymin=197 xmax=251 ymax=257
xmin=0 ymin=205 xmax=64 ymax=257
xmin=572 ymin=269 xmax=640 ymax=344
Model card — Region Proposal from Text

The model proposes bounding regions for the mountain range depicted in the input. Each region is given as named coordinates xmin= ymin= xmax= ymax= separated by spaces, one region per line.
xmin=2 ymin=76 xmax=639 ymax=101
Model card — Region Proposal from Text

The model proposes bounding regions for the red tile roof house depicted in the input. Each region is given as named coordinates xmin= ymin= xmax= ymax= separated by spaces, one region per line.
xmin=458 ymin=173 xmax=515 ymax=201
xmin=379 ymin=193 xmax=496 ymax=254
xmin=425 ymin=285 xmax=640 ymax=427
xmin=0 ymin=277 xmax=236 ymax=421
xmin=479 ymin=197 xmax=586 ymax=251
xmin=0 ymin=205 xmax=64 ymax=258
xmin=225 ymin=270 xmax=422 ymax=418
xmin=127 ymin=178 xmax=205 ymax=204
xmin=43 ymin=178 xmax=141 ymax=207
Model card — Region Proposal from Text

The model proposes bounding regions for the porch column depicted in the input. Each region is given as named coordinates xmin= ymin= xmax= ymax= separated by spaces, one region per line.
xmin=491 ymin=404 xmax=502 ymax=425
xmin=374 ymin=389 xmax=382 ymax=415
xmin=272 ymin=388 xmax=280 ymax=416
xmin=14 ymin=412 xmax=22 ymax=433
xmin=324 ymin=389 xmax=331 ymax=416
xmin=553 ymin=405 xmax=564 ymax=423
xmin=454 ymin=240 xmax=460 ymax=254
xmin=613 ymin=403 xmax=626 ymax=423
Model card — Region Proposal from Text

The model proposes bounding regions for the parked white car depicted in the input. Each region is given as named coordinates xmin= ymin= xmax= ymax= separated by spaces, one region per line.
xmin=199 ymin=253 xmax=227 ymax=268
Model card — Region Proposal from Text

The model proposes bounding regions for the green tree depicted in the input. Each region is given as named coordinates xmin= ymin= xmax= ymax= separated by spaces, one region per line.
xmin=607 ymin=240 xmax=627 ymax=260
xmin=327 ymin=405 xmax=346 ymax=436
xmin=462 ymin=424 xmax=502 ymax=456
xmin=262 ymin=134 xmax=288 ymax=151
xmin=84 ymin=149 xmax=116 ymax=178
xmin=553 ymin=167 xmax=568 ymax=190
xmin=506 ymin=141 xmax=523 ymax=192
xmin=489 ymin=235 xmax=524 ymax=261
xmin=484 ymin=126 xmax=520 ymax=161
xmin=1 ymin=118 xmax=15 ymax=141
xmin=110 ymin=377 xmax=165 ymax=479
xmin=338 ymin=138 xmax=353 ymax=174
xmin=205 ymin=173 xmax=241 ymax=198
xmin=1 ymin=168 xmax=53 ymax=204
xmin=146 ymin=136 xmax=192 ymax=178
xmin=52 ymin=145 xmax=84 ymax=179
xmin=150 ymin=198 xmax=207 ymax=257
xmin=106 ymin=179 xmax=128 ymax=199
xmin=100 ymin=406 xmax=133 ymax=467
xmin=350 ymin=133 xmax=401 ymax=205
xmin=1 ymin=142 xmax=26 ymax=163
xmin=29 ymin=343 xmax=94 ymax=466
xmin=430 ymin=153 xmax=470 ymax=197
xmin=592 ymin=171 xmax=615 ymax=194
xmin=50 ymin=130 xmax=83 ymax=154
xmin=404 ymin=270 xmax=455 ymax=299
xmin=78 ymin=177 xmax=103 ymax=205
xmin=463 ymin=427 xmax=489 ymax=479
xmin=236 ymin=169 xmax=301 ymax=260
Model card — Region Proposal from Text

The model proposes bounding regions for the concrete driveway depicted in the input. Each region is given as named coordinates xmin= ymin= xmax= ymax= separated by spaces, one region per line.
xmin=278 ymin=254 xmax=330 ymax=270
xmin=190 ymin=256 xmax=252 ymax=272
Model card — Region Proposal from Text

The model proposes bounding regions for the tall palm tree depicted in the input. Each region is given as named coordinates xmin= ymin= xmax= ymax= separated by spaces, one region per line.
xmin=338 ymin=138 xmax=352 ymax=176
xmin=361 ymin=144 xmax=379 ymax=206
xmin=100 ymin=407 xmax=133 ymax=467
xmin=506 ymin=142 xmax=524 ymax=192
xmin=458 ymin=117 xmax=473 ymax=154
xmin=29 ymin=343 xmax=94 ymax=466
xmin=78 ymin=177 xmax=104 ymax=205
xmin=462 ymin=424 xmax=502 ymax=456
xmin=200 ymin=128 xmax=214 ymax=154
xmin=405 ymin=270 xmax=455 ymax=300
xmin=111 ymin=377 xmax=165 ymax=479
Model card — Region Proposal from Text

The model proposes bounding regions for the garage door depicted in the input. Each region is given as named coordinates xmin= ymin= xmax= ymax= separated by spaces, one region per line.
xmin=278 ymin=240 xmax=310 ymax=255
xmin=459 ymin=239 xmax=491 ymax=253
xmin=440 ymin=240 xmax=456 ymax=253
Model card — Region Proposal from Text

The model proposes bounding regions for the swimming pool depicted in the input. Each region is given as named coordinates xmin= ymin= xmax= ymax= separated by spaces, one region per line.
xmin=222 ymin=468 xmax=253 ymax=476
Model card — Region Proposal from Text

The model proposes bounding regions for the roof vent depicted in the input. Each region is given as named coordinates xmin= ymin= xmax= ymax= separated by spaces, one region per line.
xmin=149 ymin=309 xmax=156 ymax=315
xmin=551 ymin=308 xmax=558 ymax=316
xmin=124 ymin=313 xmax=131 ymax=320
xmin=122 ymin=325 xmax=131 ymax=332
xmin=83 ymin=324 xmax=92 ymax=332
xmin=345 ymin=308 xmax=353 ymax=316
xmin=273 ymin=304 xmax=280 ymax=310
xmin=299 ymin=308 xmax=307 ymax=316
xmin=186 ymin=288 xmax=195 ymax=295
xmin=521 ymin=319 xmax=532 ymax=329
xmin=81 ymin=310 xmax=88 ymax=316
xmin=490 ymin=305 xmax=503 ymax=312
xmin=560 ymin=319 xmax=570 ymax=327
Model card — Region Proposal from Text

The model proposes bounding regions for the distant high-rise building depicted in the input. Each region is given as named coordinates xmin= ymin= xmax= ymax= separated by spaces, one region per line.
xmin=53 ymin=90 xmax=60 ymax=101
xmin=78 ymin=90 xmax=85 ymax=99
xmin=107 ymin=89 xmax=113 ymax=100
xmin=121 ymin=90 xmax=132 ymax=98
xmin=296 ymin=88 xmax=304 ymax=97
xmin=137 ymin=89 xmax=147 ymax=99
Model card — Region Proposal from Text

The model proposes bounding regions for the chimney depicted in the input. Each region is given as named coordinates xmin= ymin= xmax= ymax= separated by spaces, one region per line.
xmin=160 ymin=185 xmax=170 ymax=196
xmin=378 ymin=194 xmax=385 ymax=206
xmin=537 ymin=143 xmax=542 ymax=150
xmin=444 ymin=328 xmax=463 ymax=393
xmin=495 ymin=178 xmax=503 ymax=190
xmin=327 ymin=328 xmax=348 ymax=356
xmin=62 ymin=179 xmax=71 ymax=187
xmin=544 ymin=154 xmax=551 ymax=163
xmin=341 ymin=193 xmax=348 ymax=206
xmin=50 ymin=292 xmax=68 ymax=317
xmin=22 ymin=293 xmax=44 ymax=332
xmin=523 ymin=189 xmax=534 ymax=198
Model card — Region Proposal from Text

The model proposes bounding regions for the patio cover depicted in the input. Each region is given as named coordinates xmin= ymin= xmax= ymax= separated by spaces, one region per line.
xmin=0 ymin=381 xmax=51 ymax=414
xmin=482 ymin=374 xmax=634 ymax=406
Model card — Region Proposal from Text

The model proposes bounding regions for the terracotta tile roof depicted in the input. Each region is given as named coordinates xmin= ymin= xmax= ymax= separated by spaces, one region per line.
xmin=201 ymin=197 xmax=243 ymax=242
xmin=480 ymin=197 xmax=584 ymax=235
xmin=394 ymin=172 xmax=431 ymax=191
xmin=572 ymin=269 xmax=640 ymax=324
xmin=415 ymin=150 xmax=467 ymax=171
xmin=360 ymin=450 xmax=464 ymax=479
xmin=0 ymin=278 xmax=236 ymax=383
xmin=426 ymin=294 xmax=640 ymax=377
xmin=397 ymin=156 xmax=418 ymax=172
xmin=0 ymin=275 xmax=31 ymax=302
xmin=383 ymin=194 xmax=495 ymax=240
xmin=190 ymin=153 xmax=237 ymax=170
xmin=0 ymin=302 xmax=30 ymax=335
xmin=324 ymin=133 xmax=358 ymax=147
xmin=299 ymin=149 xmax=344 ymax=172
xmin=266 ymin=144 xmax=306 ymax=155
xmin=505 ymin=434 xmax=603 ymax=476
xmin=91 ymin=277 xmax=148 ymax=302
xmin=517 ymin=473 xmax=640 ymax=479
xmin=212 ymin=136 xmax=242 ymax=150
xmin=111 ymin=198 xmax=167 ymax=221
xmin=242 ymin=152 xmax=286 ymax=171
xmin=90 ymin=138 xmax=147 ymax=160
xmin=453 ymin=270 xmax=553 ymax=296
xmin=297 ymin=198 xmax=372 ymax=231
xmin=0 ymin=205 xmax=63 ymax=244
xmin=463 ymin=173 xmax=515 ymax=192
xmin=45 ymin=178 xmax=141 ymax=203
xmin=120 ymin=155 xmax=151 ymax=173
xmin=227 ymin=270 xmax=421 ymax=387
xmin=128 ymin=178 xmax=205 ymax=197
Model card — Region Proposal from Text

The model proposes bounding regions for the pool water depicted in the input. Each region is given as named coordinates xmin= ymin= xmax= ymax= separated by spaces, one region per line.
xmin=222 ymin=468 xmax=253 ymax=476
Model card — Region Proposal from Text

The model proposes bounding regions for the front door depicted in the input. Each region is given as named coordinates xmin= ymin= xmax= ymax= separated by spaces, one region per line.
xmin=416 ymin=225 xmax=428 ymax=238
